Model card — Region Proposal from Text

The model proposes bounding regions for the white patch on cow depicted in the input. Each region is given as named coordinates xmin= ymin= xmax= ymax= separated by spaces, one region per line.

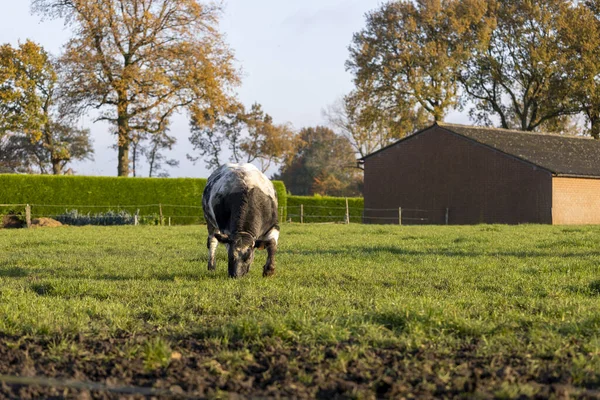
xmin=208 ymin=236 xmax=218 ymax=265
xmin=234 ymin=164 xmax=277 ymax=201
xmin=261 ymin=228 xmax=280 ymax=245
xmin=205 ymin=164 xmax=277 ymax=227
xmin=209 ymin=237 xmax=218 ymax=252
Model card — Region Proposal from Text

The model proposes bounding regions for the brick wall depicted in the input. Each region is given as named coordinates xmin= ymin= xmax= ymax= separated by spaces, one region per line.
xmin=364 ymin=126 xmax=553 ymax=225
xmin=552 ymin=177 xmax=600 ymax=225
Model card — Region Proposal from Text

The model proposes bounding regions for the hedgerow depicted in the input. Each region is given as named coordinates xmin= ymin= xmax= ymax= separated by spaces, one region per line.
xmin=0 ymin=174 xmax=287 ymax=225
xmin=287 ymin=195 xmax=364 ymax=223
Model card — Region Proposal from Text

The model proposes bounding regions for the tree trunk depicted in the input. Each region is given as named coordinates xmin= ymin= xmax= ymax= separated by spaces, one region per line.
xmin=148 ymin=157 xmax=154 ymax=177
xmin=117 ymin=97 xmax=130 ymax=176
xmin=52 ymin=159 xmax=63 ymax=175
xmin=118 ymin=137 xmax=130 ymax=176
xmin=131 ymin=139 xmax=138 ymax=177
xmin=43 ymin=123 xmax=63 ymax=175
xmin=148 ymin=145 xmax=157 ymax=177
xmin=591 ymin=115 xmax=600 ymax=140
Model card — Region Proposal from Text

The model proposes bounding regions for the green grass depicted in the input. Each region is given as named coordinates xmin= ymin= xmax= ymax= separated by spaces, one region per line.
xmin=0 ymin=224 xmax=599 ymax=371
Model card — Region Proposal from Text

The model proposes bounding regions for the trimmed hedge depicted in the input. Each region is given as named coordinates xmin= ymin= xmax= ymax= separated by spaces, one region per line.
xmin=0 ymin=174 xmax=287 ymax=226
xmin=287 ymin=195 xmax=364 ymax=223
xmin=274 ymin=181 xmax=287 ymax=222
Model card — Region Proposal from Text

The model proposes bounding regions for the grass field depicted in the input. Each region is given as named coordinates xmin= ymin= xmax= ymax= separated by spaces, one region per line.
xmin=0 ymin=223 xmax=599 ymax=398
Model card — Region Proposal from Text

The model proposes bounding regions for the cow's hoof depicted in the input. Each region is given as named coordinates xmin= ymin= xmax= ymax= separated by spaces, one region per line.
xmin=263 ymin=268 xmax=275 ymax=277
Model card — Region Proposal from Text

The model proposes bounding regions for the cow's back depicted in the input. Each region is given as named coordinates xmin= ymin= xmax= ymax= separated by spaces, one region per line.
xmin=203 ymin=164 xmax=278 ymax=235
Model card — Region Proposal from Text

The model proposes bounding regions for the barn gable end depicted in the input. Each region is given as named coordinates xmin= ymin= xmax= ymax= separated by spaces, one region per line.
xmin=363 ymin=123 xmax=600 ymax=225
xmin=363 ymin=124 xmax=554 ymax=225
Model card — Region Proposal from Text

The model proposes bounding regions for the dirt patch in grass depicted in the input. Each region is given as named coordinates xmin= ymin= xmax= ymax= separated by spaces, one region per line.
xmin=1 ymin=217 xmax=62 ymax=229
xmin=1 ymin=215 xmax=24 ymax=229
xmin=31 ymin=218 xmax=63 ymax=228
xmin=0 ymin=334 xmax=598 ymax=399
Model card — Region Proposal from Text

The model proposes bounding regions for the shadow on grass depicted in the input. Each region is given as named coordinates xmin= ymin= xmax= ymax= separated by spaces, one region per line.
xmin=1 ymin=263 xmax=239 ymax=282
xmin=567 ymin=280 xmax=600 ymax=297
xmin=280 ymin=245 xmax=600 ymax=259
xmin=30 ymin=282 xmax=55 ymax=296
xmin=0 ymin=265 xmax=29 ymax=277
xmin=590 ymin=280 xmax=600 ymax=295
xmin=370 ymin=311 xmax=408 ymax=333
xmin=92 ymin=271 xmax=223 ymax=282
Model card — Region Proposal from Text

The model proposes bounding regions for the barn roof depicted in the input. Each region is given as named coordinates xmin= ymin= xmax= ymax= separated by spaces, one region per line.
xmin=362 ymin=122 xmax=600 ymax=178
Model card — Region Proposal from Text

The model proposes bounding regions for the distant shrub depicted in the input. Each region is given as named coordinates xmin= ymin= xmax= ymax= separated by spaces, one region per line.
xmin=273 ymin=181 xmax=287 ymax=222
xmin=1 ymin=208 xmax=26 ymax=228
xmin=2 ymin=208 xmax=26 ymax=223
xmin=55 ymin=209 xmax=134 ymax=226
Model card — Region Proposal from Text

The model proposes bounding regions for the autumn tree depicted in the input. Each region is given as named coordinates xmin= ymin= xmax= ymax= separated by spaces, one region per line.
xmin=347 ymin=0 xmax=493 ymax=134
xmin=0 ymin=40 xmax=93 ymax=174
xmin=560 ymin=1 xmax=600 ymax=138
xmin=0 ymin=41 xmax=48 ymax=140
xmin=188 ymin=102 xmax=295 ymax=173
xmin=273 ymin=126 xmax=362 ymax=197
xmin=460 ymin=0 xmax=580 ymax=131
xmin=32 ymin=0 xmax=238 ymax=176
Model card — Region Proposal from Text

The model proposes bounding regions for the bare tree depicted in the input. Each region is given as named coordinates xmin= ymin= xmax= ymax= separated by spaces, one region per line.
xmin=324 ymin=97 xmax=398 ymax=161
xmin=188 ymin=102 xmax=296 ymax=173
xmin=143 ymin=132 xmax=179 ymax=177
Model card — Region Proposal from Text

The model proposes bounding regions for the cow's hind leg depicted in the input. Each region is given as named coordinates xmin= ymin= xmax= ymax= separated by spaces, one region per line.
xmin=207 ymin=236 xmax=218 ymax=271
xmin=207 ymin=225 xmax=219 ymax=271
xmin=262 ymin=240 xmax=277 ymax=277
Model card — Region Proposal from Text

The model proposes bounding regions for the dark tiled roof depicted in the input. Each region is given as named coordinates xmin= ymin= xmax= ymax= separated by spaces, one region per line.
xmin=437 ymin=123 xmax=600 ymax=177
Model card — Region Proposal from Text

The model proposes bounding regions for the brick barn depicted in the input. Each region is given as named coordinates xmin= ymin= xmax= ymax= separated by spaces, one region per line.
xmin=361 ymin=123 xmax=600 ymax=225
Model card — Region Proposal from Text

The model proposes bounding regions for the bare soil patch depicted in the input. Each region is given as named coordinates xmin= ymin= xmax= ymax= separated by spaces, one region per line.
xmin=1 ymin=217 xmax=62 ymax=229
xmin=31 ymin=218 xmax=63 ymax=228
xmin=1 ymin=215 xmax=24 ymax=229
xmin=0 ymin=334 xmax=598 ymax=399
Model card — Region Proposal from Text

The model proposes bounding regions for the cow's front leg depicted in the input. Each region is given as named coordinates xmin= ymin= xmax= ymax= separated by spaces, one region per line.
xmin=207 ymin=235 xmax=218 ymax=271
xmin=263 ymin=240 xmax=277 ymax=277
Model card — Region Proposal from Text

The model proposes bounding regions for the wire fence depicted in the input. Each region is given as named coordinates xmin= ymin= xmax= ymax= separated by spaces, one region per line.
xmin=0 ymin=203 xmax=451 ymax=227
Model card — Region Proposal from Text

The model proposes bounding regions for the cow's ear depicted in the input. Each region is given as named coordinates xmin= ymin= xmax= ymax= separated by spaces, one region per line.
xmin=215 ymin=233 xmax=232 ymax=244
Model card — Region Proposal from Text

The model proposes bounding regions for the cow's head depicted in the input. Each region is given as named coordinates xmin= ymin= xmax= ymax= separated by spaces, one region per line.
xmin=215 ymin=232 xmax=256 ymax=278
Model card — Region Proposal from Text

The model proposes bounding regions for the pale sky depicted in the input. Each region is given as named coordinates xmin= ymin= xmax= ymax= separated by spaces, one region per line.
xmin=0 ymin=0 xmax=467 ymax=178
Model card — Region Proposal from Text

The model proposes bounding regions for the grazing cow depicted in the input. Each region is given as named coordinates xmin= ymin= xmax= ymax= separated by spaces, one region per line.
xmin=202 ymin=163 xmax=280 ymax=278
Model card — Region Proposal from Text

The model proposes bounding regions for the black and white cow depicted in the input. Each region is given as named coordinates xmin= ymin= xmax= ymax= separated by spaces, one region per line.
xmin=202 ymin=163 xmax=280 ymax=278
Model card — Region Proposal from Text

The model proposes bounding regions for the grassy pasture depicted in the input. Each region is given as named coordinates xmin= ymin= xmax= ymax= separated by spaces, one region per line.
xmin=0 ymin=223 xmax=599 ymax=398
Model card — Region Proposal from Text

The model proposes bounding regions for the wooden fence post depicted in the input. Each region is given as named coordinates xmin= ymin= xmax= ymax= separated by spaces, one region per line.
xmin=25 ymin=204 xmax=31 ymax=228
xmin=300 ymin=204 xmax=304 ymax=224
xmin=159 ymin=203 xmax=163 ymax=226
xmin=445 ymin=208 xmax=449 ymax=225
xmin=398 ymin=207 xmax=402 ymax=226
xmin=168 ymin=217 xmax=171 ymax=227
xmin=345 ymin=198 xmax=350 ymax=224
